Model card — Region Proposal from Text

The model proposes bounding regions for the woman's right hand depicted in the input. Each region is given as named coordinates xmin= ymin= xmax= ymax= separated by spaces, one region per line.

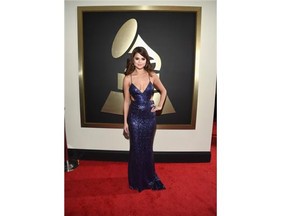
xmin=123 ymin=123 xmax=129 ymax=139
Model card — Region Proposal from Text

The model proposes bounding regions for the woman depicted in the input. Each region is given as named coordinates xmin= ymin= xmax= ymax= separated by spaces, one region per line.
xmin=123 ymin=46 xmax=167 ymax=192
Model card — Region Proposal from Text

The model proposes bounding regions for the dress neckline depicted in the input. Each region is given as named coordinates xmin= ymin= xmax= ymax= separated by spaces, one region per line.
xmin=130 ymin=73 xmax=152 ymax=93
xmin=131 ymin=82 xmax=152 ymax=94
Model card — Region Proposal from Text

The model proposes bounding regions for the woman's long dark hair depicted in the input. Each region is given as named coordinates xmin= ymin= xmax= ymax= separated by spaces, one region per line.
xmin=124 ymin=46 xmax=154 ymax=76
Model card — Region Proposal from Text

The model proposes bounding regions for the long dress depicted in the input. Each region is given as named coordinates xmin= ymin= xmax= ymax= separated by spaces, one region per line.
xmin=127 ymin=75 xmax=166 ymax=192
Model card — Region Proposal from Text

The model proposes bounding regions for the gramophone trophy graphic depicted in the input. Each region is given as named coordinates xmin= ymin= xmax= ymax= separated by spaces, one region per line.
xmin=101 ymin=18 xmax=175 ymax=115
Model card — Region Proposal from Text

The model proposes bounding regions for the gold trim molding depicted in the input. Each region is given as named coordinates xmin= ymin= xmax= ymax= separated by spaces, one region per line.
xmin=77 ymin=6 xmax=201 ymax=129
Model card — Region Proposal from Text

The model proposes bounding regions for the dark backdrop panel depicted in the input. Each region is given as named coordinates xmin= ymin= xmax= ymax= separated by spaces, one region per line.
xmin=81 ymin=11 xmax=197 ymax=126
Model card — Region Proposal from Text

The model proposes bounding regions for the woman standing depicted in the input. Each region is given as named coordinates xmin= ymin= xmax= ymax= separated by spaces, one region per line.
xmin=123 ymin=46 xmax=167 ymax=192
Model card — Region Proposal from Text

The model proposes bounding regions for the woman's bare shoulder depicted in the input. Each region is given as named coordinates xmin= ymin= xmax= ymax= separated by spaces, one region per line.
xmin=150 ymin=71 xmax=160 ymax=80
xmin=124 ymin=74 xmax=130 ymax=80
xmin=123 ymin=75 xmax=131 ymax=85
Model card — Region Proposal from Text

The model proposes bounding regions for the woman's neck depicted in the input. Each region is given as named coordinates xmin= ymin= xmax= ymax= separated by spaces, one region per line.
xmin=134 ymin=68 xmax=146 ymax=75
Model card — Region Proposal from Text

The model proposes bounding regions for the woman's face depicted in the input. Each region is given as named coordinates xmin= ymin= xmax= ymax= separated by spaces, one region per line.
xmin=133 ymin=53 xmax=146 ymax=70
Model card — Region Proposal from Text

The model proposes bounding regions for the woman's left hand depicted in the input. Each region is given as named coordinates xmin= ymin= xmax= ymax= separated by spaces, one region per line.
xmin=151 ymin=105 xmax=162 ymax=112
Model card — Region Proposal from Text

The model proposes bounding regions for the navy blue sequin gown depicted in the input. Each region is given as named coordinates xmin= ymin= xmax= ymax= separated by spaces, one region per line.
xmin=128 ymin=77 xmax=165 ymax=192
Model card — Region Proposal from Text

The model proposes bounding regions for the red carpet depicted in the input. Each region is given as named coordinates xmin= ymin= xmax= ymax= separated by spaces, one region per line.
xmin=65 ymin=127 xmax=216 ymax=216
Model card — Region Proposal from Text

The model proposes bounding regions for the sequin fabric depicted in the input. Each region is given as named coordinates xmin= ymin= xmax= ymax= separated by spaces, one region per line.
xmin=128 ymin=81 xmax=166 ymax=192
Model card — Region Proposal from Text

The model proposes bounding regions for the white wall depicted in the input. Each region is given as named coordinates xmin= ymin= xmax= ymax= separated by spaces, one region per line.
xmin=65 ymin=0 xmax=216 ymax=152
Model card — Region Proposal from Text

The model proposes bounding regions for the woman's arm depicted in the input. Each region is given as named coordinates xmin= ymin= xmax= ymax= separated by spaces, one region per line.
xmin=151 ymin=72 xmax=167 ymax=112
xmin=123 ymin=75 xmax=131 ymax=134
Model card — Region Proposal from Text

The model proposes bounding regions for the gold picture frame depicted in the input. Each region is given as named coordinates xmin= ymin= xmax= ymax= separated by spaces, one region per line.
xmin=78 ymin=6 xmax=201 ymax=129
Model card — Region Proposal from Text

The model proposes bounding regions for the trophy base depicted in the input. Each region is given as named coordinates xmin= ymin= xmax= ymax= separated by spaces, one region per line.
xmin=101 ymin=91 xmax=176 ymax=115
